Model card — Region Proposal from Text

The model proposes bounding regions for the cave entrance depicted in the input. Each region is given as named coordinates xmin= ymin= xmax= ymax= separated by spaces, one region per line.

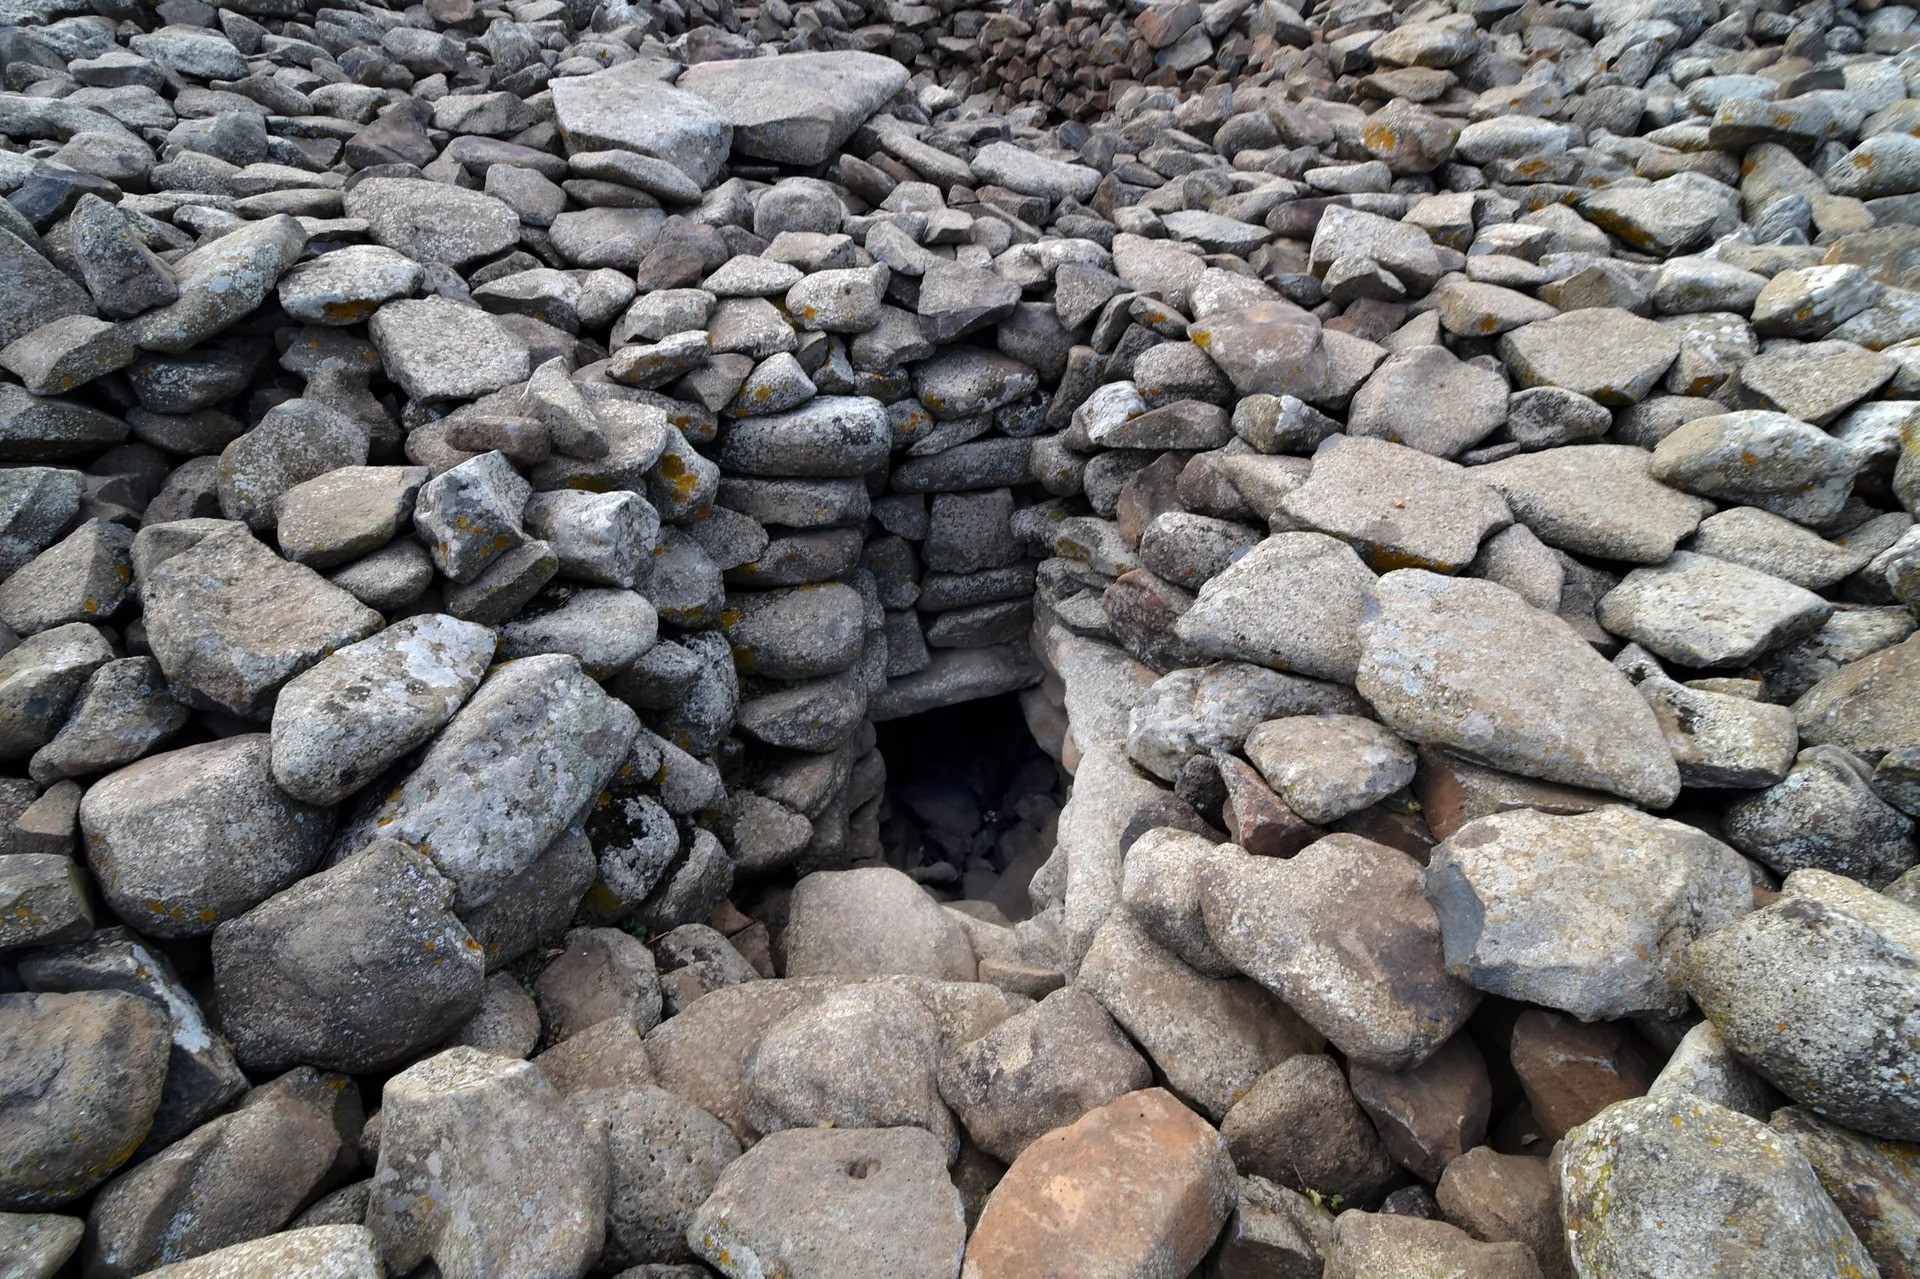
xmin=873 ymin=691 xmax=1065 ymax=921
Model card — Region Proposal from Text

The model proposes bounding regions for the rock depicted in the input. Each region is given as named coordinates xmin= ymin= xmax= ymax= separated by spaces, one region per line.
xmin=137 ymin=1225 xmax=383 ymax=1279
xmin=213 ymin=840 xmax=483 ymax=1074
xmin=343 ymin=178 xmax=518 ymax=269
xmin=1173 ymin=533 xmax=1375 ymax=683
xmin=1325 ymin=1211 xmax=1542 ymax=1279
xmin=1598 ymin=552 xmax=1832 ymax=668
xmin=1348 ymin=345 xmax=1508 ymax=458
xmin=1435 ymin=1150 xmax=1566 ymax=1279
xmin=1426 ymin=806 xmax=1752 ymax=1019
xmin=80 ymin=734 xmax=329 ymax=939
xmin=685 ymin=1126 xmax=961 ymax=1277
xmin=332 ymin=654 xmax=638 ymax=912
xmin=1687 ymin=507 xmax=1874 ymax=592
xmin=717 ymin=396 xmax=890 ymax=477
xmin=1356 ymin=571 xmax=1680 ymax=807
xmin=1349 ymin=1035 xmax=1492 ymax=1184
xmin=1498 ymin=309 xmax=1679 ymax=405
xmin=1771 ymin=1104 xmax=1920 ymax=1279
xmin=937 ymin=986 xmax=1151 ymax=1163
xmin=1244 ymin=714 xmax=1417 ymax=825
xmin=1647 ymin=1021 xmax=1778 ymax=1120
xmin=0 ymin=622 xmax=113 ymax=761
xmin=1210 ymin=1176 xmax=1336 ymax=1279
xmin=1199 ymin=836 xmax=1478 ymax=1071
xmin=1794 ymin=632 xmax=1920 ymax=760
xmin=1478 ymin=445 xmax=1712 ymax=565
xmin=781 ymin=866 xmax=975 ymax=981
xmin=277 ymin=245 xmax=423 ymax=326
xmin=552 ymin=64 xmax=728 ymax=187
xmin=1723 ymin=746 xmax=1917 ymax=886
xmin=141 ymin=525 xmax=381 ymax=719
xmin=743 ymin=983 xmax=956 ymax=1156
xmin=367 ymin=1048 xmax=609 ymax=1279
xmin=1282 ymin=436 xmax=1511 ymax=573
xmin=0 ymin=227 xmax=97 ymax=350
xmin=0 ymin=991 xmax=169 ymax=1209
xmin=0 ymin=519 xmax=134 ymax=635
xmin=572 ymin=1085 xmax=740 ymax=1271
xmin=962 ymin=1089 xmax=1234 ymax=1279
xmin=0 ymin=855 xmax=92 ymax=950
xmin=1511 ymin=1011 xmax=1656 ymax=1142
xmin=1687 ymin=869 xmax=1920 ymax=1142
xmin=1219 ymin=1054 xmax=1399 ymax=1206
xmin=1650 ymin=410 xmax=1861 ymax=527
xmin=533 ymin=926 xmax=663 ymax=1043
xmin=83 ymin=1065 xmax=362 ymax=1277
xmin=370 ymin=297 xmax=531 ymax=402
xmin=677 ymin=52 xmax=909 ymax=166
xmin=972 ymin=142 xmax=1101 ymax=202
xmin=0 ymin=1212 xmax=84 ymax=1279
xmin=132 ymin=217 xmax=309 ymax=355
xmin=1558 ymin=1092 xmax=1876 ymax=1278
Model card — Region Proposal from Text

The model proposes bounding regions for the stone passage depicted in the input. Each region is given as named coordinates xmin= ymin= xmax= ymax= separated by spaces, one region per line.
xmin=4 ymin=0 xmax=1920 ymax=1275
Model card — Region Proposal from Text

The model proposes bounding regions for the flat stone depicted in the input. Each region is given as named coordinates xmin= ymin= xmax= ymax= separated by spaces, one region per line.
xmin=1427 ymin=806 xmax=1752 ymax=1020
xmin=1244 ymin=714 xmax=1417 ymax=825
xmin=342 ymin=178 xmax=518 ymax=268
xmin=1173 ymin=533 xmax=1375 ymax=683
xmin=1499 ymin=308 xmax=1680 ymax=405
xmin=1280 ymin=436 xmax=1511 ymax=573
xmin=551 ymin=62 xmax=730 ymax=187
xmin=1650 ymin=410 xmax=1860 ymax=527
xmin=1355 ymin=570 xmax=1680 ymax=807
xmin=962 ymin=1089 xmax=1234 ymax=1279
xmin=136 ymin=1225 xmax=382 ymax=1278
xmin=971 ymin=141 xmax=1100 ymax=201
xmin=1794 ymin=632 xmax=1920 ymax=760
xmin=1597 ymin=551 xmax=1833 ymax=668
xmin=677 ymin=52 xmax=908 ymax=167
xmin=1347 ymin=345 xmax=1508 ymax=458
xmin=369 ymin=297 xmax=531 ymax=402
xmin=1479 ymin=445 xmax=1713 ymax=565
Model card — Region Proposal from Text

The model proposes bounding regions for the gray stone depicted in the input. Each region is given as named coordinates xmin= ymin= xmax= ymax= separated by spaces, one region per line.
xmin=276 ymin=465 xmax=428 ymax=570
xmin=1499 ymin=308 xmax=1680 ymax=405
xmin=1688 ymin=506 xmax=1875 ymax=591
xmin=1348 ymin=345 xmax=1507 ymax=458
xmin=0 ymin=623 xmax=113 ymax=761
xmin=0 ymin=467 xmax=82 ymax=575
xmin=0 ymin=226 xmax=94 ymax=350
xmin=1558 ymin=1091 xmax=1876 ymax=1278
xmin=1597 ymin=551 xmax=1832 ymax=668
xmin=1723 ymin=746 xmax=1917 ymax=887
xmin=1479 ymin=445 xmax=1712 ymax=565
xmin=131 ymin=217 xmax=308 ymax=355
xmin=370 ymin=298 xmax=531 ymax=402
xmin=1793 ymin=632 xmax=1920 ymax=761
xmin=343 ymin=178 xmax=519 ymax=269
xmin=717 ymin=396 xmax=890 ymax=477
xmin=573 ymin=1085 xmax=740 ymax=1270
xmin=1361 ymin=570 xmax=1679 ymax=803
xmin=1200 ymin=836 xmax=1478 ymax=1071
xmin=782 ymin=866 xmax=974 ymax=981
xmin=277 ymin=246 xmax=423 ymax=326
xmin=217 ymin=398 xmax=370 ymax=532
xmin=552 ymin=63 xmax=729 ymax=188
xmin=28 ymin=656 xmax=189 ymax=785
xmin=1244 ymin=714 xmax=1416 ymax=825
xmin=971 ymin=142 xmax=1101 ymax=202
xmin=1651 ymin=410 xmax=1861 ymax=527
xmin=1427 ymin=806 xmax=1752 ymax=1020
xmin=677 ymin=52 xmax=909 ymax=166
xmin=1689 ymin=869 xmax=1920 ymax=1142
xmin=80 ymin=735 xmax=329 ymax=940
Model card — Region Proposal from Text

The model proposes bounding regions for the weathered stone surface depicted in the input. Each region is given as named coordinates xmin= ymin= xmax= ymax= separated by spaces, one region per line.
xmin=1479 ymin=445 xmax=1712 ymax=565
xmin=1356 ymin=571 xmax=1680 ymax=807
xmin=552 ymin=62 xmax=730 ymax=187
xmin=1559 ymin=1092 xmax=1876 ymax=1278
xmin=963 ymin=1089 xmax=1234 ymax=1279
xmin=1173 ymin=533 xmax=1374 ymax=682
xmin=1427 ymin=807 xmax=1752 ymax=1020
xmin=1688 ymin=870 xmax=1920 ymax=1142
xmin=781 ymin=866 xmax=975 ymax=981
xmin=687 ymin=1126 xmax=964 ymax=1279
xmin=572 ymin=1085 xmax=740 ymax=1271
xmin=677 ymin=52 xmax=908 ymax=166
xmin=1200 ymin=836 xmax=1478 ymax=1071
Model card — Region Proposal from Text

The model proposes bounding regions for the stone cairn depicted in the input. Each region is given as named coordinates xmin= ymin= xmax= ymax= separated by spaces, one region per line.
xmin=3 ymin=0 xmax=1920 ymax=1273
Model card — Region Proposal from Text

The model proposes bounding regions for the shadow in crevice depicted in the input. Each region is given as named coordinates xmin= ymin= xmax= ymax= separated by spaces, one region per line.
xmin=873 ymin=692 xmax=1065 ymax=921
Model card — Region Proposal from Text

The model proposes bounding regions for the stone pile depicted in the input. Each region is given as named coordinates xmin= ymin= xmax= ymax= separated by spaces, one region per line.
xmin=3 ymin=0 xmax=1920 ymax=1274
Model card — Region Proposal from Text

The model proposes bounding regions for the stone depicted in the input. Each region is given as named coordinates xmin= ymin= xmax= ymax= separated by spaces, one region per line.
xmin=937 ymin=987 xmax=1151 ymax=1164
xmin=781 ymin=866 xmax=975 ymax=981
xmin=1647 ymin=1021 xmax=1778 ymax=1120
xmin=0 ymin=991 xmax=169 ymax=1209
xmin=137 ymin=1226 xmax=383 ymax=1279
xmin=0 ymin=623 xmax=113 ymax=761
xmin=1280 ymin=436 xmax=1511 ymax=573
xmin=1426 ymin=807 xmax=1752 ymax=1020
xmin=1597 ymin=551 xmax=1832 ymax=668
xmin=1079 ymin=912 xmax=1321 ymax=1122
xmin=1349 ymin=1034 xmax=1491 ymax=1184
xmin=533 ymin=926 xmax=663 ymax=1043
xmin=1770 ymin=1104 xmax=1920 ymax=1279
xmin=80 ymin=734 xmax=329 ymax=939
xmin=132 ymin=217 xmax=309 ymax=355
xmin=1730 ymin=340 xmax=1895 ymax=427
xmin=1723 ymin=746 xmax=1917 ymax=887
xmin=1558 ymin=1092 xmax=1876 ymax=1278
xmin=332 ymin=654 xmax=638 ymax=912
xmin=1689 ymin=870 xmax=1920 ymax=1142
xmin=572 ymin=1085 xmax=739 ymax=1270
xmin=370 ymin=298 xmax=530 ymax=403
xmin=1498 ymin=309 xmax=1679 ymax=405
xmin=82 ymin=1065 xmax=362 ymax=1277
xmin=277 ymin=245 xmax=423 ymax=326
xmin=68 ymin=193 xmax=177 ymax=321
xmin=0 ymin=855 xmax=92 ymax=951
xmin=0 ymin=468 xmax=82 ymax=575
xmin=276 ymin=466 xmax=427 ymax=570
xmin=1651 ymin=410 xmax=1861 ymax=527
xmin=1635 ymin=674 xmax=1800 ymax=790
xmin=366 ymin=1048 xmax=609 ymax=1279
xmin=1435 ymin=1150 xmax=1565 ymax=1279
xmin=0 ymin=518 xmax=133 ymax=635
xmin=0 ymin=1212 xmax=84 ymax=1278
xmin=1210 ymin=1176 xmax=1335 ymax=1279
xmin=1794 ymin=633 xmax=1920 ymax=760
xmin=1244 ymin=714 xmax=1416 ymax=825
xmin=218 ymin=398 xmax=370 ymax=532
xmin=1478 ymin=445 xmax=1711 ymax=565
xmin=687 ymin=1126 xmax=964 ymax=1279
xmin=342 ymin=178 xmax=518 ymax=269
xmin=141 ymin=525 xmax=382 ymax=718
xmin=743 ymin=983 xmax=955 ymax=1156
xmin=972 ymin=142 xmax=1101 ymax=202
xmin=717 ymin=396 xmax=890 ymax=477
xmin=1219 ymin=1054 xmax=1399 ymax=1206
xmin=1173 ymin=533 xmax=1375 ymax=683
xmin=962 ymin=1089 xmax=1234 ymax=1279
xmin=1511 ymin=1012 xmax=1656 ymax=1142
xmin=0 ymin=226 xmax=96 ymax=350
xmin=1348 ymin=345 xmax=1508 ymax=458
xmin=677 ymin=52 xmax=909 ymax=167
xmin=1356 ymin=571 xmax=1680 ymax=807
xmin=551 ymin=63 xmax=729 ymax=188
xmin=1325 ymin=1212 xmax=1542 ymax=1279
xmin=1200 ymin=836 xmax=1478 ymax=1071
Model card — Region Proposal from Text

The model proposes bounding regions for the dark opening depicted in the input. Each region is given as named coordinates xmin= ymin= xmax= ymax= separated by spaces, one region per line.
xmin=873 ymin=692 xmax=1065 ymax=921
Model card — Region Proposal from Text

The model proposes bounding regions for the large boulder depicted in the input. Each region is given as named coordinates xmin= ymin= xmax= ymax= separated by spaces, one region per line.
xmin=677 ymin=52 xmax=909 ymax=166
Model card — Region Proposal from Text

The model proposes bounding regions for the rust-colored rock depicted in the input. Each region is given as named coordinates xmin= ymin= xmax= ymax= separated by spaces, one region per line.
xmin=963 ymin=1087 xmax=1235 ymax=1279
xmin=1510 ymin=1011 xmax=1655 ymax=1141
xmin=1215 ymin=751 xmax=1321 ymax=858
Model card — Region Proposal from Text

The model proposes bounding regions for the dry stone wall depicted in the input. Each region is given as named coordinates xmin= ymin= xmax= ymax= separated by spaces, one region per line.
xmin=3 ymin=0 xmax=1920 ymax=1275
